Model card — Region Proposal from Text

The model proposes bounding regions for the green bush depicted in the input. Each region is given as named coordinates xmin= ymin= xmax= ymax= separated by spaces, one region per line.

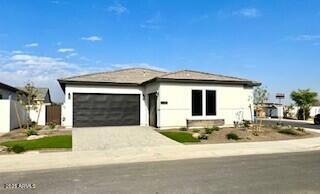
xmin=25 ymin=128 xmax=38 ymax=136
xmin=226 ymin=133 xmax=240 ymax=140
xmin=205 ymin=126 xmax=220 ymax=134
xmin=192 ymin=129 xmax=200 ymax=133
xmin=179 ymin=127 xmax=187 ymax=131
xmin=198 ymin=133 xmax=209 ymax=140
xmin=243 ymin=120 xmax=251 ymax=128
xmin=10 ymin=145 xmax=26 ymax=153
xmin=48 ymin=122 xmax=56 ymax=130
xmin=278 ymin=128 xmax=299 ymax=136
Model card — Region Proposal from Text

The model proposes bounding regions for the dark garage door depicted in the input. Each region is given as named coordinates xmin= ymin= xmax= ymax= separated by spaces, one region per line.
xmin=73 ymin=93 xmax=140 ymax=127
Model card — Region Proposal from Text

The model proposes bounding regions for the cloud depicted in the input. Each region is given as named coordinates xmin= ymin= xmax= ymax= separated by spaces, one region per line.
xmin=107 ymin=2 xmax=128 ymax=15
xmin=57 ymin=48 xmax=75 ymax=53
xmin=81 ymin=36 xmax=103 ymax=42
xmin=232 ymin=8 xmax=261 ymax=18
xmin=65 ymin=53 xmax=78 ymax=58
xmin=289 ymin=34 xmax=320 ymax=41
xmin=0 ymin=53 xmax=103 ymax=102
xmin=140 ymin=13 xmax=162 ymax=30
xmin=111 ymin=63 xmax=168 ymax=72
xmin=12 ymin=50 xmax=24 ymax=54
xmin=25 ymin=43 xmax=39 ymax=47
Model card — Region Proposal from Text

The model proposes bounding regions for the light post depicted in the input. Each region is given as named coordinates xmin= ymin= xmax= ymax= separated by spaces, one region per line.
xmin=276 ymin=93 xmax=285 ymax=124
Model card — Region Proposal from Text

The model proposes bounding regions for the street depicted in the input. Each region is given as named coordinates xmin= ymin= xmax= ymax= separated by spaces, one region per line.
xmin=1 ymin=151 xmax=320 ymax=194
xmin=259 ymin=119 xmax=320 ymax=130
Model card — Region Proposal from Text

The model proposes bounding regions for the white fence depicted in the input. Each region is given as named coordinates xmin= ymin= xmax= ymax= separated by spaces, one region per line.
xmin=0 ymin=100 xmax=28 ymax=133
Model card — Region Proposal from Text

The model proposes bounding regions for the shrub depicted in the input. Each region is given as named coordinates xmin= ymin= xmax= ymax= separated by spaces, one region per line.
xmin=278 ymin=128 xmax=299 ymax=136
xmin=226 ymin=133 xmax=240 ymax=140
xmin=243 ymin=120 xmax=251 ymax=128
xmin=296 ymin=127 xmax=305 ymax=133
xmin=205 ymin=126 xmax=220 ymax=134
xmin=192 ymin=129 xmax=200 ymax=133
xmin=48 ymin=122 xmax=56 ymax=130
xmin=25 ymin=128 xmax=38 ymax=136
xmin=9 ymin=145 xmax=26 ymax=153
xmin=179 ymin=127 xmax=187 ymax=131
xmin=198 ymin=132 xmax=208 ymax=140
xmin=233 ymin=121 xmax=240 ymax=128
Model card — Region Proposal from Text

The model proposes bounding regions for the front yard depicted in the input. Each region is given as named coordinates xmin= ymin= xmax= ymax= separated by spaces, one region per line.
xmin=159 ymin=124 xmax=320 ymax=144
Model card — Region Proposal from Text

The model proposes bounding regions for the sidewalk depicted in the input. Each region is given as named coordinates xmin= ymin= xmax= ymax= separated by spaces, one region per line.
xmin=259 ymin=118 xmax=313 ymax=124
xmin=0 ymin=130 xmax=320 ymax=173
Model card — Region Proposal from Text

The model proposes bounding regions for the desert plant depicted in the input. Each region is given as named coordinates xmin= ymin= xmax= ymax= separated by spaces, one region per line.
xmin=198 ymin=132 xmax=209 ymax=140
xmin=192 ymin=129 xmax=200 ymax=133
xmin=243 ymin=120 xmax=251 ymax=128
xmin=278 ymin=128 xmax=299 ymax=136
xmin=48 ymin=122 xmax=56 ymax=130
xmin=25 ymin=128 xmax=38 ymax=136
xmin=233 ymin=121 xmax=240 ymax=128
xmin=296 ymin=127 xmax=305 ymax=133
xmin=226 ymin=133 xmax=240 ymax=140
xmin=9 ymin=145 xmax=26 ymax=153
xmin=205 ymin=126 xmax=220 ymax=134
xmin=179 ymin=127 xmax=187 ymax=131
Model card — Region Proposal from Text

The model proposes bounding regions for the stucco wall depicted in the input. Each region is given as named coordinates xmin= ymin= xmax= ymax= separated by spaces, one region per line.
xmin=0 ymin=100 xmax=28 ymax=133
xmin=29 ymin=104 xmax=48 ymax=126
xmin=158 ymin=82 xmax=254 ymax=128
xmin=62 ymin=84 xmax=147 ymax=128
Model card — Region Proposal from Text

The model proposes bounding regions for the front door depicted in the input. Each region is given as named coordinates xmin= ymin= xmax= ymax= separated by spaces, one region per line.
xmin=148 ymin=93 xmax=157 ymax=127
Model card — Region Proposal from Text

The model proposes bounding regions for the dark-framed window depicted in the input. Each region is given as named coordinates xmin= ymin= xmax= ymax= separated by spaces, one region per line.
xmin=206 ymin=90 xmax=216 ymax=115
xmin=192 ymin=90 xmax=202 ymax=116
xmin=0 ymin=94 xmax=2 ymax=99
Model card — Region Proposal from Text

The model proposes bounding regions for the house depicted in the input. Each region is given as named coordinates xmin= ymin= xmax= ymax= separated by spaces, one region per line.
xmin=0 ymin=82 xmax=28 ymax=133
xmin=18 ymin=87 xmax=52 ymax=126
xmin=58 ymin=68 xmax=260 ymax=129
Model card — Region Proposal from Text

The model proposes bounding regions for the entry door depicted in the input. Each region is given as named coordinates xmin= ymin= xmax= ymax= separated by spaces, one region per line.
xmin=148 ymin=93 xmax=157 ymax=127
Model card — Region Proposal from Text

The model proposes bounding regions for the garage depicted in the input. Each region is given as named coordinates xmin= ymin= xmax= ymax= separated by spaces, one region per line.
xmin=73 ymin=93 xmax=140 ymax=127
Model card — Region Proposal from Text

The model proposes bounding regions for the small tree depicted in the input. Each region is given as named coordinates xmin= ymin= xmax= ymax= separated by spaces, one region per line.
xmin=17 ymin=82 xmax=40 ymax=131
xmin=290 ymin=89 xmax=318 ymax=120
xmin=254 ymin=86 xmax=269 ymax=106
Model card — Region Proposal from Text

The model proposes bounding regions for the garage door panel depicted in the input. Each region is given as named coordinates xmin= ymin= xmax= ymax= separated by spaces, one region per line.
xmin=73 ymin=93 xmax=140 ymax=127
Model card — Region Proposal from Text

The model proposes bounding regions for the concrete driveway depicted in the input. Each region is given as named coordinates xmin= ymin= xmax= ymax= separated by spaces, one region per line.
xmin=72 ymin=126 xmax=180 ymax=151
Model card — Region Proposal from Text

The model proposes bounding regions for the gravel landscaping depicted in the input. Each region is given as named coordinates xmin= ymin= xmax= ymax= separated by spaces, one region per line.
xmin=160 ymin=125 xmax=320 ymax=144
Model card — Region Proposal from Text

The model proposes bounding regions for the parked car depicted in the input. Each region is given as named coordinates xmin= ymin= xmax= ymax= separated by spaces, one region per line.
xmin=314 ymin=114 xmax=320 ymax=125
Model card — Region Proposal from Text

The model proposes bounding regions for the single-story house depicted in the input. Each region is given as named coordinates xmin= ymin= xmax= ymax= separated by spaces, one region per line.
xmin=0 ymin=82 xmax=28 ymax=133
xmin=58 ymin=68 xmax=260 ymax=129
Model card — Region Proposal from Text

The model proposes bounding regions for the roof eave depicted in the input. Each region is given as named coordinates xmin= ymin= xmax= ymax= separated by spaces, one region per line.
xmin=142 ymin=78 xmax=261 ymax=87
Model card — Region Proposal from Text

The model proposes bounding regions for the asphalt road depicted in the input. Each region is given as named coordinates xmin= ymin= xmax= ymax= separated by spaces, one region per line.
xmin=1 ymin=151 xmax=320 ymax=194
xmin=259 ymin=119 xmax=320 ymax=130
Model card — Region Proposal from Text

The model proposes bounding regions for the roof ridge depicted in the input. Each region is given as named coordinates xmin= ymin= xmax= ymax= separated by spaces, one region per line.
xmin=60 ymin=67 xmax=167 ymax=80
xmin=178 ymin=69 xmax=251 ymax=81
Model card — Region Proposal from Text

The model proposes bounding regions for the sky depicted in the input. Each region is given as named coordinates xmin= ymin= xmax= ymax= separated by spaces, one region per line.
xmin=0 ymin=0 xmax=319 ymax=103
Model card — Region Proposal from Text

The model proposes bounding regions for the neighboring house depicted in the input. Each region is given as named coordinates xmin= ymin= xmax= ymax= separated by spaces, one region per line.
xmin=18 ymin=87 xmax=52 ymax=126
xmin=58 ymin=68 xmax=260 ymax=129
xmin=260 ymin=103 xmax=284 ymax=118
xmin=0 ymin=82 xmax=28 ymax=133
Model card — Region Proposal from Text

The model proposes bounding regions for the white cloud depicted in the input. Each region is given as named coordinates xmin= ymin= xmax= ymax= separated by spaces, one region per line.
xmin=111 ymin=63 xmax=167 ymax=72
xmin=25 ymin=43 xmax=39 ymax=47
xmin=140 ymin=13 xmax=162 ymax=30
xmin=58 ymin=48 xmax=75 ymax=53
xmin=66 ymin=53 xmax=78 ymax=58
xmin=290 ymin=34 xmax=320 ymax=41
xmin=107 ymin=2 xmax=128 ymax=15
xmin=232 ymin=8 xmax=261 ymax=18
xmin=0 ymin=53 xmax=103 ymax=102
xmin=81 ymin=36 xmax=103 ymax=42
xmin=12 ymin=50 xmax=24 ymax=54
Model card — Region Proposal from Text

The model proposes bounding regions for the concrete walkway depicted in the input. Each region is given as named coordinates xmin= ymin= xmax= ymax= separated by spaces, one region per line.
xmin=73 ymin=126 xmax=180 ymax=151
xmin=0 ymin=130 xmax=320 ymax=173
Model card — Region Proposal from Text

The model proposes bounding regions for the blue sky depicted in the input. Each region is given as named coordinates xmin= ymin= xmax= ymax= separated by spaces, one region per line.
xmin=0 ymin=0 xmax=319 ymax=103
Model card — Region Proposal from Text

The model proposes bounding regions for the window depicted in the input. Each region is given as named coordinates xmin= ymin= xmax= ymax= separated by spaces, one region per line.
xmin=0 ymin=94 xmax=2 ymax=99
xmin=192 ymin=90 xmax=202 ymax=116
xmin=206 ymin=90 xmax=216 ymax=115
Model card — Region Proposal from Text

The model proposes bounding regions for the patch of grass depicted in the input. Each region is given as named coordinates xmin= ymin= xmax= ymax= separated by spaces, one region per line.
xmin=278 ymin=128 xmax=300 ymax=136
xmin=160 ymin=132 xmax=200 ymax=143
xmin=9 ymin=145 xmax=26 ymax=153
xmin=226 ymin=133 xmax=241 ymax=140
xmin=1 ymin=135 xmax=72 ymax=151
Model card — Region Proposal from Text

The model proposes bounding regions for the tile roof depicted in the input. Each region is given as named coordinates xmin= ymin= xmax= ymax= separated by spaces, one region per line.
xmin=59 ymin=67 xmax=260 ymax=86
xmin=60 ymin=68 xmax=167 ymax=85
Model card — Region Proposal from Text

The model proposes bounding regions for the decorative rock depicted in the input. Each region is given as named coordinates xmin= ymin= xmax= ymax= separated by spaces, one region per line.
xmin=0 ymin=146 xmax=8 ymax=152
xmin=192 ymin=133 xmax=201 ymax=139
xmin=27 ymin=135 xmax=47 ymax=141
